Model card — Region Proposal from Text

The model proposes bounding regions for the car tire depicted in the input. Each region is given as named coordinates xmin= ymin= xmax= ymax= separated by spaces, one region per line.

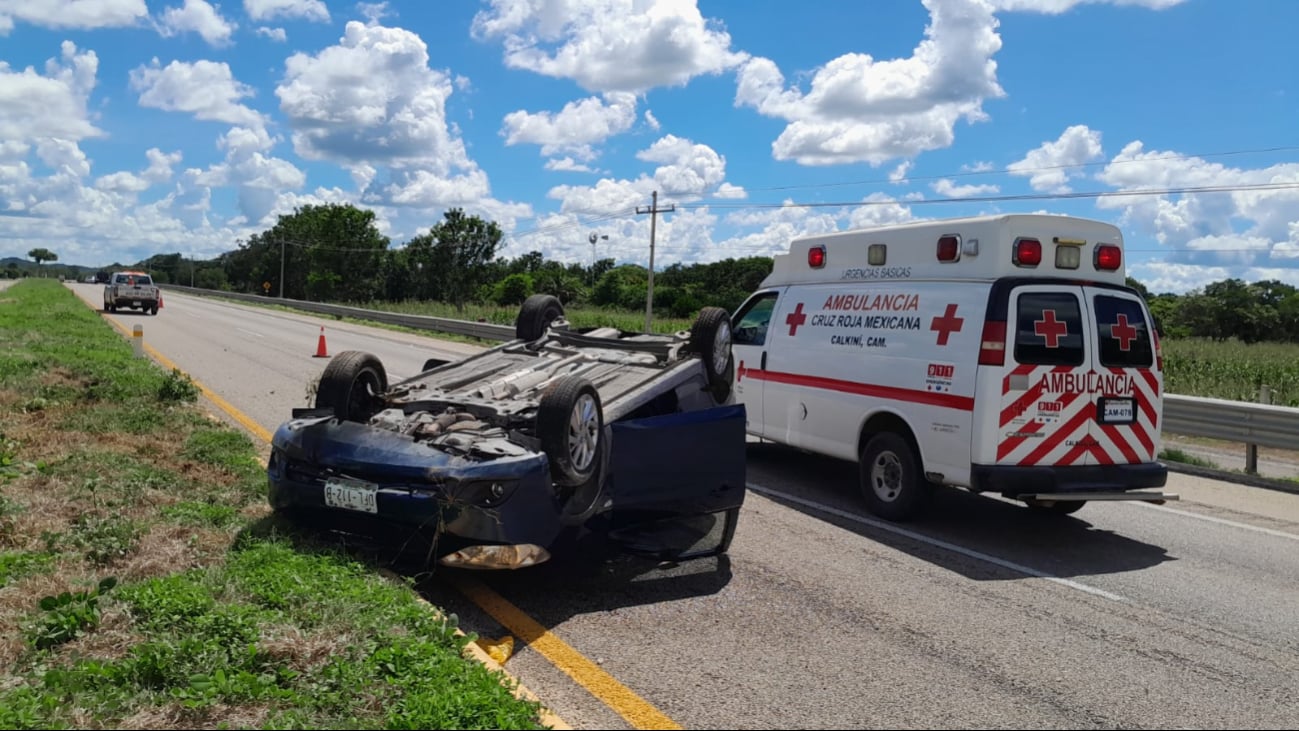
xmin=516 ymin=294 xmax=564 ymax=342
xmin=688 ymin=306 xmax=735 ymax=401
xmin=315 ymin=350 xmax=388 ymax=423
xmin=859 ymin=432 xmax=931 ymax=522
xmin=537 ymin=375 xmax=603 ymax=487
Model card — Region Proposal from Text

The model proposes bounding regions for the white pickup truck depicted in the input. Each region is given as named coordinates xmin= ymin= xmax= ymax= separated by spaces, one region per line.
xmin=102 ymin=271 xmax=160 ymax=315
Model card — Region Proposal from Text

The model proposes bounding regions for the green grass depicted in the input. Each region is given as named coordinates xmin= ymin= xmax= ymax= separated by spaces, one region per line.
xmin=1157 ymin=448 xmax=1219 ymax=469
xmin=0 ymin=279 xmax=550 ymax=730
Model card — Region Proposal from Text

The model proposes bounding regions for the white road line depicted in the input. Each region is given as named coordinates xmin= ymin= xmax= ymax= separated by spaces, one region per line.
xmin=745 ymin=482 xmax=1129 ymax=603
xmin=236 ymin=328 xmax=265 ymax=338
xmin=1131 ymin=500 xmax=1299 ymax=542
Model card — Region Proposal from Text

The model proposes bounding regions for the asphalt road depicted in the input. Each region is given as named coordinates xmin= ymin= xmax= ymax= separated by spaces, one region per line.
xmin=65 ymin=283 xmax=1299 ymax=730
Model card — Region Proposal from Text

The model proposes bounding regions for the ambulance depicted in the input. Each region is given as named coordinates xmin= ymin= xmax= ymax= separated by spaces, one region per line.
xmin=730 ymin=213 xmax=1175 ymax=521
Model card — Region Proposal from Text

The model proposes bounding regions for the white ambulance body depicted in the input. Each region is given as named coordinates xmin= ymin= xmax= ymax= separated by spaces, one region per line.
xmin=730 ymin=213 xmax=1174 ymax=520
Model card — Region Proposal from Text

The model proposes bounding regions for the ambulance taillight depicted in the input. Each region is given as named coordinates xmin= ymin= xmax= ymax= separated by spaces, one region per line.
xmin=1013 ymin=238 xmax=1041 ymax=267
xmin=978 ymin=320 xmax=1007 ymax=366
xmin=936 ymin=235 xmax=960 ymax=262
xmin=1095 ymin=244 xmax=1122 ymax=271
xmin=808 ymin=245 xmax=826 ymax=268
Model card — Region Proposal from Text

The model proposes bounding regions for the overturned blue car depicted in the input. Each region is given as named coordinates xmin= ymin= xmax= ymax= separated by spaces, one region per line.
xmin=267 ymin=294 xmax=747 ymax=570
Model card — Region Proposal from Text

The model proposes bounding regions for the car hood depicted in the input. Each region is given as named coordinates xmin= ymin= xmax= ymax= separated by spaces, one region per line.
xmin=271 ymin=417 xmax=546 ymax=484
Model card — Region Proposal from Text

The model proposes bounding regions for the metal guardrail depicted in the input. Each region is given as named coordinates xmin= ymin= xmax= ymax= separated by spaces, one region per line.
xmin=1163 ymin=395 xmax=1298 ymax=451
xmin=161 ymin=284 xmax=516 ymax=341
xmin=161 ymin=284 xmax=1299 ymax=470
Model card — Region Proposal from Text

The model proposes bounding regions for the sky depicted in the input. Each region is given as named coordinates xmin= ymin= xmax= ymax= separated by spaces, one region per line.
xmin=1 ymin=0 xmax=1297 ymax=295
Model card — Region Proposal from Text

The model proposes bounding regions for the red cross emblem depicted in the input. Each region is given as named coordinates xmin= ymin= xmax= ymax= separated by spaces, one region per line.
xmin=785 ymin=302 xmax=807 ymax=336
xmin=930 ymin=304 xmax=964 ymax=346
xmin=1034 ymin=309 xmax=1067 ymax=348
xmin=1110 ymin=314 xmax=1137 ymax=351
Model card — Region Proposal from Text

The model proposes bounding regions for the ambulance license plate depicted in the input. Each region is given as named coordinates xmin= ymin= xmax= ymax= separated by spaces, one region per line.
xmin=324 ymin=476 xmax=378 ymax=513
xmin=1097 ymin=397 xmax=1135 ymax=424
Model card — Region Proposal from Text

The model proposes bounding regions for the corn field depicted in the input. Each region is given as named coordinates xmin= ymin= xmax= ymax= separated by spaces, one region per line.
xmin=351 ymin=299 xmax=697 ymax=335
xmin=1162 ymin=338 xmax=1299 ymax=407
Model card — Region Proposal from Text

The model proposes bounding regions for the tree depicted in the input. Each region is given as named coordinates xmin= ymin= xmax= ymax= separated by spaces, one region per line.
xmin=28 ymin=248 xmax=57 ymax=274
xmin=418 ymin=208 xmax=503 ymax=312
xmin=224 ymin=204 xmax=390 ymax=301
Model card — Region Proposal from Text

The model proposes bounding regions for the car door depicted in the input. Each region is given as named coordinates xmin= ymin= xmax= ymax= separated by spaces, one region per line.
xmin=729 ymin=290 xmax=780 ymax=438
xmin=603 ymin=403 xmax=747 ymax=561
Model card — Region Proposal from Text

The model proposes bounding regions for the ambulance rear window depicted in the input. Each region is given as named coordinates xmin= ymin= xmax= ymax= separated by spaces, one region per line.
xmin=1014 ymin=292 xmax=1084 ymax=366
xmin=1094 ymin=295 xmax=1153 ymax=368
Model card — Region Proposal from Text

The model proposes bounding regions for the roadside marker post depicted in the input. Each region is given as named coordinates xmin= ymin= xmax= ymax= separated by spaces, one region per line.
xmin=132 ymin=325 xmax=144 ymax=358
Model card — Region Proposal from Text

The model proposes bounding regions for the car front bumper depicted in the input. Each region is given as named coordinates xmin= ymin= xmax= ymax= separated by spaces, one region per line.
xmin=266 ymin=418 xmax=567 ymax=555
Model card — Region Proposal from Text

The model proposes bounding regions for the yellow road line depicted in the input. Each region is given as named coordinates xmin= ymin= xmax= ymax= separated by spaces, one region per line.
xmin=449 ymin=574 xmax=683 ymax=731
xmin=95 ymin=305 xmax=678 ymax=730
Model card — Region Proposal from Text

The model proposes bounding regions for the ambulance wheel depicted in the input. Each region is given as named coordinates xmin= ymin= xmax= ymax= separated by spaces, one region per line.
xmin=516 ymin=294 xmax=564 ymax=342
xmin=538 ymin=376 xmax=603 ymax=488
xmin=315 ymin=350 xmax=388 ymax=423
xmin=1025 ymin=498 xmax=1086 ymax=515
xmin=859 ymin=432 xmax=931 ymax=522
xmin=689 ymin=306 xmax=734 ymax=401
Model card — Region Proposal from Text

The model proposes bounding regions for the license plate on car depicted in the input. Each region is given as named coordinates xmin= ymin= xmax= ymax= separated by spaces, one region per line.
xmin=324 ymin=476 xmax=378 ymax=513
xmin=1098 ymin=397 xmax=1135 ymax=424
xmin=133 ymin=300 xmax=142 ymax=307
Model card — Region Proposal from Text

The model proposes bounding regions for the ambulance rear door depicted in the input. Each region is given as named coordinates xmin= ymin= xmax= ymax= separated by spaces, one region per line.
xmin=981 ymin=282 xmax=1161 ymax=469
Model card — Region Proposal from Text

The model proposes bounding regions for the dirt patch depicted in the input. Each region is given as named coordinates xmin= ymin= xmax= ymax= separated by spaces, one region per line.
xmin=259 ymin=622 xmax=359 ymax=674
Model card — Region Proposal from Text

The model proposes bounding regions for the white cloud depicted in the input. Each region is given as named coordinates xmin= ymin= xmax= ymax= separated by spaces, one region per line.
xmin=715 ymin=182 xmax=746 ymax=199
xmin=35 ymin=138 xmax=90 ymax=178
xmin=890 ymin=161 xmax=913 ymax=183
xmin=644 ymin=110 xmax=661 ymax=131
xmin=931 ymin=178 xmax=999 ymax=197
xmin=0 ymin=41 xmax=103 ymax=143
xmin=0 ymin=0 xmax=147 ymax=33
xmin=990 ymin=0 xmax=1187 ymax=13
xmin=1095 ymin=141 xmax=1299 ymax=276
xmin=1008 ymin=124 xmax=1103 ymax=192
xmin=962 ymin=160 xmax=994 ymax=172
xmin=242 ymin=0 xmax=328 ymax=22
xmin=471 ymin=0 xmax=748 ymax=94
xmin=636 ymin=134 xmax=727 ymax=197
xmin=735 ymin=0 xmax=1005 ymax=166
xmin=256 ymin=26 xmax=286 ymax=41
xmin=502 ymin=92 xmax=638 ymax=161
xmin=157 ymin=0 xmax=237 ymax=46
xmin=545 ymin=157 xmax=597 ymax=173
xmin=130 ymin=58 xmax=266 ymax=131
xmin=95 ymin=148 xmax=182 ymax=194
xmin=275 ymin=20 xmax=528 ymax=223
xmin=848 ymin=192 xmax=919 ymax=230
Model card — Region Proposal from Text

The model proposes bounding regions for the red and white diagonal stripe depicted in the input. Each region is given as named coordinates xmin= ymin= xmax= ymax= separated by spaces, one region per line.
xmin=997 ymin=364 xmax=1160 ymax=467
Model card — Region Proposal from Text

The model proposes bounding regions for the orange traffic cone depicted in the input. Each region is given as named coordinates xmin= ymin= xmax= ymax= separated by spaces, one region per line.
xmin=313 ymin=326 xmax=330 ymax=358
xmin=157 ymin=293 xmax=163 ymax=309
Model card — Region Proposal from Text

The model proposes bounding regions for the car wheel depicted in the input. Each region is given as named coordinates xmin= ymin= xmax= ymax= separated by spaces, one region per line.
xmin=859 ymin=432 xmax=931 ymax=521
xmin=315 ymin=350 xmax=388 ymax=423
xmin=537 ymin=376 xmax=603 ymax=487
xmin=1025 ymin=498 xmax=1086 ymax=515
xmin=516 ymin=294 xmax=564 ymax=342
xmin=688 ymin=306 xmax=735 ymax=401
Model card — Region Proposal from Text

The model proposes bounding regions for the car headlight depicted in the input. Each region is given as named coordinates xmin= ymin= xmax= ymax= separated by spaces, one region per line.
xmin=449 ymin=480 xmax=520 ymax=509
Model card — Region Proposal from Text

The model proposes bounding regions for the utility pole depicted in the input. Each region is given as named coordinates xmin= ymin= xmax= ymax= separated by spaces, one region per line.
xmin=588 ymin=231 xmax=607 ymax=286
xmin=635 ymin=190 xmax=673 ymax=333
xmin=190 ymin=252 xmax=195 ymax=288
xmin=278 ymin=236 xmax=285 ymax=298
